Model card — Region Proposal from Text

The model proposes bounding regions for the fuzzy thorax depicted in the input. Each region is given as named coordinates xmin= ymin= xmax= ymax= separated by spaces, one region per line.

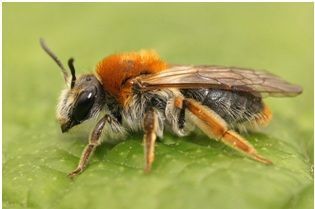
xmin=95 ymin=50 xmax=168 ymax=105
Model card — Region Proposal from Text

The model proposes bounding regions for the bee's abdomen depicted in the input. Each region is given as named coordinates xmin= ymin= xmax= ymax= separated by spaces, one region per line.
xmin=181 ymin=89 xmax=263 ymax=124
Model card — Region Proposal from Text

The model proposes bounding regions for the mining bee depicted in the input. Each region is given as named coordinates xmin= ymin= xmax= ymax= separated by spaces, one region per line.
xmin=40 ymin=39 xmax=302 ymax=177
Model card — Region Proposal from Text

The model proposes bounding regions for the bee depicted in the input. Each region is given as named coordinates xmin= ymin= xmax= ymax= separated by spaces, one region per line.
xmin=40 ymin=39 xmax=302 ymax=177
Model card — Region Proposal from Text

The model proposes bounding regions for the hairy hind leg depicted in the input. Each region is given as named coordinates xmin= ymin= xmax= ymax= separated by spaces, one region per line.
xmin=175 ymin=97 xmax=272 ymax=164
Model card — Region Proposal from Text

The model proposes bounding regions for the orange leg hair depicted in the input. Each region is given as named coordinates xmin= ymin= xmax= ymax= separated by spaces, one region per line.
xmin=175 ymin=97 xmax=272 ymax=164
xmin=143 ymin=107 xmax=159 ymax=173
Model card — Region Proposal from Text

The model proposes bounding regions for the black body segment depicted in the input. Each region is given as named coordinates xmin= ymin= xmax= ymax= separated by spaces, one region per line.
xmin=181 ymin=89 xmax=264 ymax=124
xmin=178 ymin=102 xmax=186 ymax=129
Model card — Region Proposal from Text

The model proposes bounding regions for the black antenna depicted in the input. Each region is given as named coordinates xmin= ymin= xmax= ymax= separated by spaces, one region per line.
xmin=68 ymin=58 xmax=76 ymax=89
xmin=39 ymin=38 xmax=69 ymax=83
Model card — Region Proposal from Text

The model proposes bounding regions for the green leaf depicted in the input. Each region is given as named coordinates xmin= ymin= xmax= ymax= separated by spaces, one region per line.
xmin=3 ymin=3 xmax=313 ymax=209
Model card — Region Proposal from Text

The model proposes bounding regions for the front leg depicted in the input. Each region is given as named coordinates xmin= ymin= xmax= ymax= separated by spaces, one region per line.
xmin=68 ymin=115 xmax=112 ymax=178
xmin=143 ymin=107 xmax=159 ymax=173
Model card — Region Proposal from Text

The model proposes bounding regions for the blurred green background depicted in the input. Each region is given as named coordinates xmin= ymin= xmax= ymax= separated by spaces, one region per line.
xmin=3 ymin=3 xmax=314 ymax=209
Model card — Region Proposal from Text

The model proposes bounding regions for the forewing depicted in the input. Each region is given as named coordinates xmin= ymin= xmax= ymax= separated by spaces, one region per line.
xmin=135 ymin=65 xmax=302 ymax=97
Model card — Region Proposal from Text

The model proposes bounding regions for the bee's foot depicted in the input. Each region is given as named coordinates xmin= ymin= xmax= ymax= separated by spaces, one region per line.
xmin=67 ymin=167 xmax=83 ymax=179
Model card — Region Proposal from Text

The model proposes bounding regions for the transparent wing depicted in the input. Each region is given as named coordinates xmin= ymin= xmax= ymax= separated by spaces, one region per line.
xmin=134 ymin=65 xmax=302 ymax=97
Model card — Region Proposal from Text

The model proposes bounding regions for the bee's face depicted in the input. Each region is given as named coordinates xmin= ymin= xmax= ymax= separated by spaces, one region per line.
xmin=57 ymin=74 xmax=105 ymax=132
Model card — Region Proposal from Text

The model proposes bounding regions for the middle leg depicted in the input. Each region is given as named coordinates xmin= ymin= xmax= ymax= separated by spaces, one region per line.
xmin=143 ymin=107 xmax=159 ymax=173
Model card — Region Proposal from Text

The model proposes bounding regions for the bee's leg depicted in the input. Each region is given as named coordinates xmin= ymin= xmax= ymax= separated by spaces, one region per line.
xmin=143 ymin=106 xmax=159 ymax=173
xmin=68 ymin=115 xmax=111 ymax=178
xmin=176 ymin=97 xmax=272 ymax=164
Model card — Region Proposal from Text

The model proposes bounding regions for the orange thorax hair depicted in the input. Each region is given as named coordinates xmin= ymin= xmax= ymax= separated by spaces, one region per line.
xmin=96 ymin=50 xmax=168 ymax=105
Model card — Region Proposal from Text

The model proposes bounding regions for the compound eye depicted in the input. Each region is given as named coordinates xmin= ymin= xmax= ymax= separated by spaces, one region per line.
xmin=72 ymin=91 xmax=95 ymax=122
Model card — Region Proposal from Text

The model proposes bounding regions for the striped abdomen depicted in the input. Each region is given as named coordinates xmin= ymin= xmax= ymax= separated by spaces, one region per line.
xmin=181 ymin=89 xmax=264 ymax=125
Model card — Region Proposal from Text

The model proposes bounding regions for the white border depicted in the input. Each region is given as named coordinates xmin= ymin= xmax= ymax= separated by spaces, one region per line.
xmin=1 ymin=0 xmax=314 ymax=2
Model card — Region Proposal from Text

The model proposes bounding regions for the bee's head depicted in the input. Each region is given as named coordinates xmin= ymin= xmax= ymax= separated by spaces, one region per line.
xmin=40 ymin=39 xmax=105 ymax=133
xmin=57 ymin=74 xmax=105 ymax=133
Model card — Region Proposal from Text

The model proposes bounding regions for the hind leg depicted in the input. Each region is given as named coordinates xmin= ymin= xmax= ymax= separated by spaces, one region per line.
xmin=175 ymin=97 xmax=272 ymax=164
